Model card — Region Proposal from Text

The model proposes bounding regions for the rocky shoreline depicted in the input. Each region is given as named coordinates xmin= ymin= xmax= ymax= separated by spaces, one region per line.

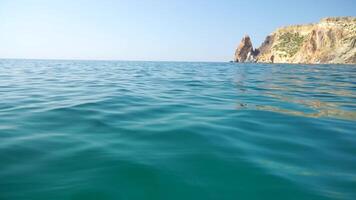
xmin=234 ymin=17 xmax=356 ymax=64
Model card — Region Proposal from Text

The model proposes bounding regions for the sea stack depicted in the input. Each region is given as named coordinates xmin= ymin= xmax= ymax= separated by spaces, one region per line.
xmin=234 ymin=35 xmax=258 ymax=63
xmin=233 ymin=17 xmax=356 ymax=64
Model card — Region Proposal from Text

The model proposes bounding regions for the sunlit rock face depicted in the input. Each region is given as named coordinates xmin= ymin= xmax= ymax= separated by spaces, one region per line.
xmin=234 ymin=17 xmax=356 ymax=64
xmin=234 ymin=35 xmax=258 ymax=63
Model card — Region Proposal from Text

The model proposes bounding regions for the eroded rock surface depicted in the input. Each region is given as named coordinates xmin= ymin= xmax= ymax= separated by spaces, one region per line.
xmin=234 ymin=17 xmax=356 ymax=64
xmin=234 ymin=35 xmax=258 ymax=62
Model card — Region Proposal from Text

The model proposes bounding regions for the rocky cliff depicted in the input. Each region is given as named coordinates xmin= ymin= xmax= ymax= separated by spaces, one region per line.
xmin=234 ymin=17 xmax=356 ymax=64
xmin=234 ymin=35 xmax=258 ymax=62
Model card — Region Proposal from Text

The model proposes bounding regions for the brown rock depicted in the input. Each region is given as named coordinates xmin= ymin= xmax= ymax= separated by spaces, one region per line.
xmin=234 ymin=17 xmax=356 ymax=64
xmin=234 ymin=35 xmax=254 ymax=62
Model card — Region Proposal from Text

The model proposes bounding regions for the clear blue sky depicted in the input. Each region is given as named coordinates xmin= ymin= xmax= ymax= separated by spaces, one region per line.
xmin=0 ymin=0 xmax=355 ymax=61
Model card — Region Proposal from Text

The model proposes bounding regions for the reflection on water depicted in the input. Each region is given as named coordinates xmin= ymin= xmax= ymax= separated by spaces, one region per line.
xmin=234 ymin=64 xmax=356 ymax=120
xmin=255 ymin=104 xmax=356 ymax=120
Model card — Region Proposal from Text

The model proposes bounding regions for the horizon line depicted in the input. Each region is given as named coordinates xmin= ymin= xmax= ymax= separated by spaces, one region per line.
xmin=0 ymin=57 xmax=230 ymax=63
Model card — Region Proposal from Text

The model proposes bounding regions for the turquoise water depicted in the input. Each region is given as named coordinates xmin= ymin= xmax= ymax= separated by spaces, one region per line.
xmin=0 ymin=59 xmax=355 ymax=200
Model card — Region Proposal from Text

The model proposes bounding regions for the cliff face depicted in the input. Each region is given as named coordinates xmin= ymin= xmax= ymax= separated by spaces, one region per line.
xmin=234 ymin=17 xmax=356 ymax=64
xmin=234 ymin=35 xmax=258 ymax=62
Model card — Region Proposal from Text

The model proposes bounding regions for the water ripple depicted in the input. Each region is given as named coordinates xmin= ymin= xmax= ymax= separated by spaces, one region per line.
xmin=0 ymin=60 xmax=355 ymax=200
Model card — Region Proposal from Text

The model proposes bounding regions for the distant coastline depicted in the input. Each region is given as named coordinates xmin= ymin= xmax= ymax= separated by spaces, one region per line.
xmin=234 ymin=17 xmax=356 ymax=65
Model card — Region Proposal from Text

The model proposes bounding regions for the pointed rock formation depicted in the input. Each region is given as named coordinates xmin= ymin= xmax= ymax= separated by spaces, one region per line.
xmin=234 ymin=35 xmax=257 ymax=62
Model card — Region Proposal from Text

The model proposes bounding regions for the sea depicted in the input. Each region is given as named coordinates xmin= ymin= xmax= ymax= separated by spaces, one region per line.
xmin=0 ymin=59 xmax=355 ymax=200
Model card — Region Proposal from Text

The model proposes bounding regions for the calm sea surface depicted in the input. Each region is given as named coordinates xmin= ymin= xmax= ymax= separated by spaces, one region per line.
xmin=0 ymin=59 xmax=355 ymax=200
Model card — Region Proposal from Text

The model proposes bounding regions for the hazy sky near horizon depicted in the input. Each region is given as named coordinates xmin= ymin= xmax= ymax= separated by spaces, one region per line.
xmin=0 ymin=0 xmax=355 ymax=61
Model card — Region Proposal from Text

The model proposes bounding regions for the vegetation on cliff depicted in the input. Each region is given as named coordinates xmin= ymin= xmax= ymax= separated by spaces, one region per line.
xmin=234 ymin=17 xmax=356 ymax=64
xmin=273 ymin=32 xmax=305 ymax=57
